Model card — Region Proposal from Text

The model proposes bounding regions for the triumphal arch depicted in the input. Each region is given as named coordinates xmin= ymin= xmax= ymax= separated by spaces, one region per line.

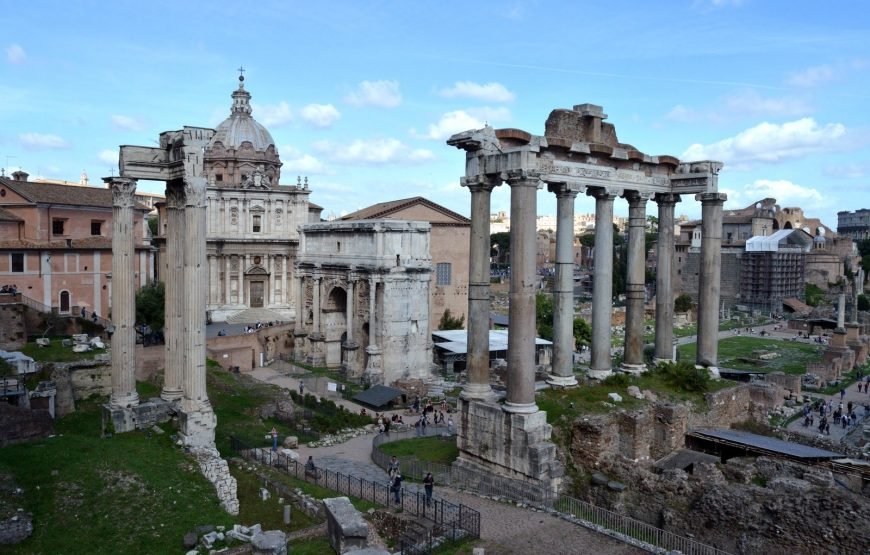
xmin=448 ymin=104 xmax=725 ymax=493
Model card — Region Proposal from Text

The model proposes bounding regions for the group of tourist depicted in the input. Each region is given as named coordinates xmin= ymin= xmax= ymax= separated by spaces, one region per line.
xmin=386 ymin=456 xmax=434 ymax=506
xmin=244 ymin=321 xmax=277 ymax=334
xmin=804 ymin=397 xmax=870 ymax=434
xmin=0 ymin=284 xmax=18 ymax=295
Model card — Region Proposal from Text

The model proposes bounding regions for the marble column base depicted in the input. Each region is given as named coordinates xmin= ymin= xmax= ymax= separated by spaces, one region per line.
xmin=306 ymin=333 xmax=326 ymax=367
xmin=102 ymin=398 xmax=172 ymax=435
xmin=364 ymin=346 xmax=383 ymax=385
xmin=653 ymin=357 xmax=675 ymax=366
xmin=586 ymin=368 xmax=613 ymax=380
xmin=503 ymin=400 xmax=539 ymax=414
xmin=545 ymin=374 xmax=578 ymax=387
xmin=341 ymin=342 xmax=361 ymax=379
xmin=697 ymin=365 xmax=720 ymax=379
xmin=619 ymin=363 xmax=646 ymax=375
xmin=110 ymin=391 xmax=140 ymax=410
xmin=460 ymin=382 xmax=498 ymax=402
xmin=160 ymin=387 xmax=184 ymax=403
xmin=179 ymin=405 xmax=217 ymax=448
xmin=293 ymin=332 xmax=307 ymax=361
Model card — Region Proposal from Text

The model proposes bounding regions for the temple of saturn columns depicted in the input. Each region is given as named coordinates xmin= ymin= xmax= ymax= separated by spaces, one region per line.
xmin=447 ymin=103 xmax=725 ymax=492
xmin=103 ymin=127 xmax=239 ymax=514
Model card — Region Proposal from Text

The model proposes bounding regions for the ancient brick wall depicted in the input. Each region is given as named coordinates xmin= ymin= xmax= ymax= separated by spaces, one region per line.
xmin=0 ymin=303 xmax=26 ymax=351
xmin=0 ymin=403 xmax=53 ymax=447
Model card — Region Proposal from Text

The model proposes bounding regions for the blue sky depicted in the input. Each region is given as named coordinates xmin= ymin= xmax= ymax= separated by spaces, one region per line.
xmin=2 ymin=0 xmax=869 ymax=227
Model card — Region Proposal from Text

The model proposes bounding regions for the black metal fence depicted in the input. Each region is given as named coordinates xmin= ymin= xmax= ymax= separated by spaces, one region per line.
xmin=229 ymin=436 xmax=481 ymax=552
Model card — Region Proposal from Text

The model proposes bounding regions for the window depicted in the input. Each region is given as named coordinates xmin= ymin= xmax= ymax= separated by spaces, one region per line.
xmin=52 ymin=219 xmax=65 ymax=235
xmin=215 ymin=174 xmax=223 ymax=182
xmin=252 ymin=215 xmax=261 ymax=233
xmin=11 ymin=253 xmax=24 ymax=272
xmin=91 ymin=221 xmax=103 ymax=236
xmin=436 ymin=262 xmax=452 ymax=285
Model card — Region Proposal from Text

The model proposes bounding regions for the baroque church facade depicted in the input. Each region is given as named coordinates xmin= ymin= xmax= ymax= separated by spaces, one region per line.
xmin=155 ymin=78 xmax=322 ymax=323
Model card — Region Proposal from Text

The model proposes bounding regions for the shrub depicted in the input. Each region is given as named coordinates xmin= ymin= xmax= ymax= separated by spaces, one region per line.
xmin=602 ymin=373 xmax=631 ymax=388
xmin=652 ymin=360 xmax=711 ymax=393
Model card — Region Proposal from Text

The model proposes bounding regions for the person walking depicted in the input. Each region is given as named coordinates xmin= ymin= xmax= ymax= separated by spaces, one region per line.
xmin=388 ymin=456 xmax=400 ymax=479
xmin=423 ymin=472 xmax=434 ymax=507
xmin=271 ymin=427 xmax=278 ymax=452
xmin=299 ymin=381 xmax=304 ymax=395
xmin=390 ymin=473 xmax=403 ymax=505
xmin=447 ymin=416 xmax=454 ymax=434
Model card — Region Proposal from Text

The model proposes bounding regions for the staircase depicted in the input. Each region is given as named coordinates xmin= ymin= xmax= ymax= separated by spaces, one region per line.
xmin=226 ymin=307 xmax=286 ymax=324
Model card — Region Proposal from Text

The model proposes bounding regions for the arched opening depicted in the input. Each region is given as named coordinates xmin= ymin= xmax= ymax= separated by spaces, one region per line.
xmin=772 ymin=220 xmax=780 ymax=231
xmin=784 ymin=221 xmax=793 ymax=229
xmin=59 ymin=290 xmax=70 ymax=313
xmin=326 ymin=287 xmax=347 ymax=312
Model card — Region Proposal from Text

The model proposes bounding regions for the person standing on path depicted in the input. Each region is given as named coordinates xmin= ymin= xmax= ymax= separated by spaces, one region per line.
xmin=447 ymin=416 xmax=454 ymax=434
xmin=391 ymin=473 xmax=403 ymax=505
xmin=423 ymin=472 xmax=434 ymax=507
xmin=299 ymin=381 xmax=304 ymax=395
xmin=271 ymin=427 xmax=278 ymax=452
xmin=388 ymin=456 xmax=400 ymax=479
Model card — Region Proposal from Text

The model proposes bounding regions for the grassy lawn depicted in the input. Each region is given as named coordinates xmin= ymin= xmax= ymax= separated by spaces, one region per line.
xmin=20 ymin=339 xmax=107 ymax=363
xmin=379 ymin=436 xmax=460 ymax=465
xmin=677 ymin=336 xmax=822 ymax=375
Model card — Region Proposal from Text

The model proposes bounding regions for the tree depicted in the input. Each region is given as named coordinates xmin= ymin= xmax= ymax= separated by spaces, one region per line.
xmin=535 ymin=293 xmax=554 ymax=340
xmin=674 ymin=293 xmax=693 ymax=313
xmin=490 ymin=232 xmax=510 ymax=264
xmin=135 ymin=281 xmax=165 ymax=332
xmin=859 ymin=294 xmax=870 ymax=312
xmin=147 ymin=216 xmax=159 ymax=238
xmin=438 ymin=308 xmax=465 ymax=330
xmin=573 ymin=317 xmax=592 ymax=349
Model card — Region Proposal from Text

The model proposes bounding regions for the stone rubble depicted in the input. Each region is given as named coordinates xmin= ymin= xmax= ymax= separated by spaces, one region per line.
xmin=306 ymin=427 xmax=371 ymax=448
xmin=192 ymin=447 xmax=239 ymax=515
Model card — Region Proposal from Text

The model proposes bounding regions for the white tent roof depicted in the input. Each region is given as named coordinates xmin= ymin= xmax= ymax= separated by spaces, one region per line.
xmin=432 ymin=329 xmax=552 ymax=355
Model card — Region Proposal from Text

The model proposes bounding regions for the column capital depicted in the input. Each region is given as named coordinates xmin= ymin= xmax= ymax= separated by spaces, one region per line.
xmin=695 ymin=192 xmax=728 ymax=205
xmin=547 ymin=181 xmax=580 ymax=198
xmin=655 ymin=192 xmax=681 ymax=206
xmin=184 ymin=176 xmax=208 ymax=208
xmin=105 ymin=177 xmax=137 ymax=208
xmin=586 ymin=186 xmax=618 ymax=201
xmin=165 ymin=185 xmax=186 ymax=209
xmin=504 ymin=169 xmax=543 ymax=188
xmin=621 ymin=189 xmax=654 ymax=204
xmin=462 ymin=175 xmax=501 ymax=193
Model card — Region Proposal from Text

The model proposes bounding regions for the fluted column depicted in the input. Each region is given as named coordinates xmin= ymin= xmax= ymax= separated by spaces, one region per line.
xmin=504 ymin=170 xmax=542 ymax=414
xmin=696 ymin=192 xmax=727 ymax=372
xmin=587 ymin=188 xmax=617 ymax=379
xmin=182 ymin=177 xmax=211 ymax=413
xmin=547 ymin=182 xmax=579 ymax=387
xmin=106 ymin=177 xmax=139 ymax=409
xmin=462 ymin=176 xmax=500 ymax=400
xmin=654 ymin=194 xmax=680 ymax=362
xmin=162 ymin=185 xmax=185 ymax=401
xmin=622 ymin=191 xmax=649 ymax=374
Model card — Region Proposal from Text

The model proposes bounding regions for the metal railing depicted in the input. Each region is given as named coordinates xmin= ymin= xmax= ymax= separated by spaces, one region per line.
xmin=230 ymin=436 xmax=481 ymax=549
xmin=372 ymin=428 xmax=732 ymax=554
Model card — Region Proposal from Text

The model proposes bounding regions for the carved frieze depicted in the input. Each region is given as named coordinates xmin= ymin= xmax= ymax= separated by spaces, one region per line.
xmin=230 ymin=207 xmax=239 ymax=225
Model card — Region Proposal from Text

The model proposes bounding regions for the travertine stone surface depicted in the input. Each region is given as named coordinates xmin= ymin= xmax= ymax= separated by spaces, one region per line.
xmin=654 ymin=194 xmax=679 ymax=361
xmin=696 ymin=192 xmax=727 ymax=372
xmin=588 ymin=188 xmax=616 ymax=380
xmin=547 ymin=183 xmax=579 ymax=387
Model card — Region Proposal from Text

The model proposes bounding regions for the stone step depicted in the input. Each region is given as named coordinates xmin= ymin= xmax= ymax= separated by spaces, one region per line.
xmin=226 ymin=307 xmax=287 ymax=324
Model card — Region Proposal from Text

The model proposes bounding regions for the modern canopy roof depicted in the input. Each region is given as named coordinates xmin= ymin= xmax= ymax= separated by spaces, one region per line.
xmin=352 ymin=384 xmax=404 ymax=409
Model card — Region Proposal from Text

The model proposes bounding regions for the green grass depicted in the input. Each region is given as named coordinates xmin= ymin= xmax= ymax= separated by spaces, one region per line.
xmin=677 ymin=336 xmax=822 ymax=375
xmin=231 ymin=465 xmax=320 ymax=532
xmin=379 ymin=436 xmax=460 ymax=465
xmin=20 ymin=339 xmax=107 ymax=363
xmin=288 ymin=537 xmax=333 ymax=554
xmin=0 ymin=398 xmax=233 ymax=554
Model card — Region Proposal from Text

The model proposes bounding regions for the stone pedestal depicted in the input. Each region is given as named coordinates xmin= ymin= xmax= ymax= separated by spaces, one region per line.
xmin=102 ymin=398 xmax=173 ymax=435
xmin=307 ymin=333 xmax=326 ymax=367
xmin=364 ymin=345 xmax=382 ymax=385
xmin=179 ymin=406 xmax=217 ymax=448
xmin=323 ymin=497 xmax=369 ymax=554
xmin=341 ymin=341 xmax=360 ymax=379
xmin=455 ymin=398 xmax=562 ymax=493
xmin=293 ymin=331 xmax=307 ymax=361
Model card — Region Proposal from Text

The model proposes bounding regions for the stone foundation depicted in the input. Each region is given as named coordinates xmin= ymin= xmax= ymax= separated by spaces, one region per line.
xmin=193 ymin=447 xmax=239 ymax=515
xmin=323 ymin=496 xmax=369 ymax=553
xmin=456 ymin=399 xmax=562 ymax=493
xmin=179 ymin=405 xmax=217 ymax=448
xmin=101 ymin=397 xmax=173 ymax=435
xmin=0 ymin=403 xmax=53 ymax=447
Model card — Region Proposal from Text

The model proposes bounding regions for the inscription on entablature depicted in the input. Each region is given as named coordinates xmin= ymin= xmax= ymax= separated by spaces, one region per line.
xmin=537 ymin=160 xmax=669 ymax=187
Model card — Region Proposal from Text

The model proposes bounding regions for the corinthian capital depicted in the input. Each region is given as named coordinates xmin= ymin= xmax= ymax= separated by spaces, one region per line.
xmin=504 ymin=169 xmax=543 ymax=187
xmin=106 ymin=177 xmax=137 ymax=208
xmin=165 ymin=185 xmax=186 ymax=209
xmin=183 ymin=176 xmax=208 ymax=208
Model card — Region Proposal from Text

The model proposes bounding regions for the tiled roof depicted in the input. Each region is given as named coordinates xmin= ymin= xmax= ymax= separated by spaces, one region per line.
xmin=0 ymin=207 xmax=23 ymax=222
xmin=0 ymin=178 xmax=150 ymax=211
xmin=340 ymin=196 xmax=470 ymax=224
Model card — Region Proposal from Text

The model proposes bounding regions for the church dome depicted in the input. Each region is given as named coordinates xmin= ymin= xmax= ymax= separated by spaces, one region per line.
xmin=204 ymin=75 xmax=282 ymax=188
xmin=209 ymin=77 xmax=276 ymax=152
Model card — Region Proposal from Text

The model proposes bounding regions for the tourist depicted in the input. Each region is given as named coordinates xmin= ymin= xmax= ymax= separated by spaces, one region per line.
xmin=305 ymin=456 xmax=317 ymax=479
xmin=818 ymin=416 xmax=827 ymax=434
xmin=388 ymin=456 xmax=400 ymax=478
xmin=412 ymin=395 xmax=420 ymax=413
xmin=447 ymin=416 xmax=454 ymax=434
xmin=92 ymin=312 xmax=99 ymax=324
xmin=423 ymin=472 xmax=434 ymax=507
xmin=398 ymin=415 xmax=404 ymax=425
xmin=81 ymin=306 xmax=87 ymax=318
xmin=415 ymin=416 xmax=424 ymax=437
xmin=390 ymin=473 xmax=403 ymax=505
xmin=299 ymin=381 xmax=304 ymax=395
xmin=217 ymin=328 xmax=227 ymax=336
xmin=361 ymin=408 xmax=368 ymax=417
xmin=271 ymin=427 xmax=278 ymax=452
xmin=840 ymin=388 xmax=846 ymax=401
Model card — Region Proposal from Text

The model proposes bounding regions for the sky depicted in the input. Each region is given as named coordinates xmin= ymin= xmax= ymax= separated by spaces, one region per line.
xmin=2 ymin=0 xmax=869 ymax=228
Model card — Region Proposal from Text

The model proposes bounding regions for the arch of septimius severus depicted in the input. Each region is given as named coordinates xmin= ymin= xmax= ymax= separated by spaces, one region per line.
xmin=447 ymin=104 xmax=725 ymax=492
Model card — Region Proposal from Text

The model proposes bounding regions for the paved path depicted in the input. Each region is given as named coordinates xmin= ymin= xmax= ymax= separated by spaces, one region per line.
xmin=785 ymin=377 xmax=870 ymax=444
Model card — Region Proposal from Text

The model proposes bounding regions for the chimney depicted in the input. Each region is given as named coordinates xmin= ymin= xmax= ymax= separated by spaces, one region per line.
xmin=11 ymin=170 xmax=29 ymax=182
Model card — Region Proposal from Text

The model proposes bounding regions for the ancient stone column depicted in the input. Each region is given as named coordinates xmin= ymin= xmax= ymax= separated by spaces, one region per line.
xmin=504 ymin=170 xmax=542 ymax=413
xmin=462 ymin=176 xmax=499 ymax=400
xmin=365 ymin=276 xmax=382 ymax=383
xmin=308 ymin=273 xmax=325 ymax=365
xmin=345 ymin=277 xmax=355 ymax=343
xmin=547 ymin=182 xmax=579 ymax=387
xmin=654 ymin=194 xmax=680 ymax=362
xmin=343 ymin=274 xmax=360 ymax=378
xmin=696 ymin=192 xmax=727 ymax=373
xmin=838 ymin=293 xmax=846 ymax=329
xmin=622 ymin=191 xmax=649 ymax=374
xmin=224 ymin=256 xmax=231 ymax=305
xmin=106 ymin=177 xmax=140 ymax=409
xmin=181 ymin=176 xmax=213 ymax=417
xmin=161 ymin=185 xmax=185 ymax=401
xmin=587 ymin=188 xmax=617 ymax=379
xmin=293 ymin=273 xmax=307 ymax=360
xmin=312 ymin=274 xmax=322 ymax=335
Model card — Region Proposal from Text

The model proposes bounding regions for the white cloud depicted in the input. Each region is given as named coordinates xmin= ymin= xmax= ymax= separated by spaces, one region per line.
xmin=344 ymin=80 xmax=401 ymax=108
xmin=5 ymin=44 xmax=25 ymax=64
xmin=666 ymin=90 xmax=812 ymax=123
xmin=313 ymin=138 xmax=434 ymax=165
xmin=743 ymin=179 xmax=825 ymax=205
xmin=824 ymin=162 xmax=870 ymax=179
xmin=19 ymin=132 xmax=69 ymax=150
xmin=254 ymin=101 xmax=294 ymax=127
xmin=681 ymin=118 xmax=847 ymax=168
xmin=98 ymin=149 xmax=119 ymax=165
xmin=111 ymin=115 xmax=145 ymax=132
xmin=439 ymin=81 xmax=515 ymax=103
xmin=284 ymin=154 xmax=329 ymax=174
xmin=299 ymin=103 xmax=340 ymax=128
xmin=787 ymin=64 xmax=838 ymax=88
xmin=419 ymin=107 xmax=511 ymax=140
